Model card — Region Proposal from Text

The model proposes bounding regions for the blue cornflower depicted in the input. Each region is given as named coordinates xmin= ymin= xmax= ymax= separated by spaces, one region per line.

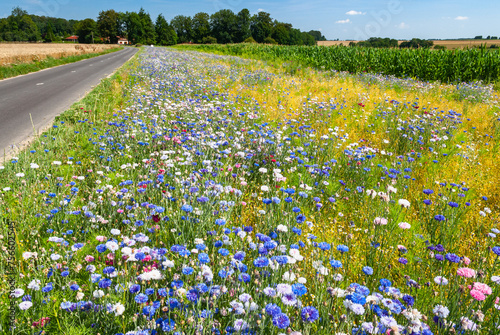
xmin=337 ymin=245 xmax=349 ymax=253
xmin=186 ymin=289 xmax=199 ymax=303
xmin=182 ymin=267 xmax=194 ymax=275
xmin=362 ymin=266 xmax=373 ymax=275
xmin=330 ymin=259 xmax=342 ymax=268
xmin=492 ymin=246 xmax=500 ymax=256
xmin=292 ymin=283 xmax=307 ymax=296
xmin=272 ymin=313 xmax=290 ymax=329
xmin=253 ymin=257 xmax=269 ymax=268
xmin=445 ymin=253 xmax=460 ymax=263
xmin=301 ymin=306 xmax=319 ymax=322
xmin=198 ymin=253 xmax=210 ymax=263
xmin=265 ymin=303 xmax=281 ymax=317
xmin=181 ymin=204 xmax=193 ymax=213
xmin=135 ymin=293 xmax=148 ymax=304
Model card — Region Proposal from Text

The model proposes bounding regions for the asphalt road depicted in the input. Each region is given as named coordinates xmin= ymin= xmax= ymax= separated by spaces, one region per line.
xmin=0 ymin=47 xmax=137 ymax=159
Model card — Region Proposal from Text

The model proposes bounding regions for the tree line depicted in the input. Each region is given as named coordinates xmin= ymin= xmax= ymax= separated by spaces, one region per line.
xmin=349 ymin=37 xmax=434 ymax=49
xmin=0 ymin=7 xmax=326 ymax=46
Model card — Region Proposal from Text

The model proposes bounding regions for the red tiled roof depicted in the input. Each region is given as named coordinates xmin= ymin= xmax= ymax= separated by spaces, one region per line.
xmin=65 ymin=35 xmax=78 ymax=40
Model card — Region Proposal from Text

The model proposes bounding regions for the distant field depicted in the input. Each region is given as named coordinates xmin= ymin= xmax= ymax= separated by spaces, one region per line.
xmin=0 ymin=43 xmax=117 ymax=66
xmin=318 ymin=39 xmax=499 ymax=49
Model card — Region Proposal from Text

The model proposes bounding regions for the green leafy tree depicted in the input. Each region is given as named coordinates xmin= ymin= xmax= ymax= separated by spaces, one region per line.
xmin=307 ymin=30 xmax=326 ymax=41
xmin=301 ymin=32 xmax=316 ymax=45
xmin=234 ymin=9 xmax=251 ymax=43
xmin=97 ymin=9 xmax=120 ymax=43
xmin=138 ymin=8 xmax=156 ymax=44
xmin=155 ymin=14 xmax=177 ymax=45
xmin=271 ymin=22 xmax=290 ymax=45
xmin=124 ymin=12 xmax=143 ymax=44
xmin=75 ymin=18 xmax=96 ymax=43
xmin=210 ymin=9 xmax=237 ymax=44
xmin=170 ymin=15 xmax=192 ymax=43
xmin=44 ymin=21 xmax=56 ymax=42
xmin=19 ymin=14 xmax=40 ymax=41
xmin=192 ymin=12 xmax=210 ymax=43
xmin=250 ymin=11 xmax=273 ymax=43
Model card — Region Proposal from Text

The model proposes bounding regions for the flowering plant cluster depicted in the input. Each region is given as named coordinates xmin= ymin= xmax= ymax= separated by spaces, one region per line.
xmin=0 ymin=48 xmax=499 ymax=335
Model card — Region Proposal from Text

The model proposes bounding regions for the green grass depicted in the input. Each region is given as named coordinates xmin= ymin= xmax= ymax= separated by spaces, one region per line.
xmin=0 ymin=46 xmax=124 ymax=80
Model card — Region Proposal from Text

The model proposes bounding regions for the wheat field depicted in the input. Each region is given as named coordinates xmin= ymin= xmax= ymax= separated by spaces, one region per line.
xmin=0 ymin=43 xmax=117 ymax=66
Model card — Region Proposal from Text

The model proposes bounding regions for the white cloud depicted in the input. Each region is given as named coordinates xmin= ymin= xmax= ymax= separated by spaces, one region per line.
xmin=396 ymin=22 xmax=409 ymax=29
xmin=336 ymin=19 xmax=351 ymax=24
xmin=346 ymin=10 xmax=365 ymax=15
xmin=454 ymin=16 xmax=468 ymax=20
xmin=258 ymin=8 xmax=264 ymax=12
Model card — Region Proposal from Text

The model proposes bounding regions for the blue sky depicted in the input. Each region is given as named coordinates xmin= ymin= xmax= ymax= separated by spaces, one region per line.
xmin=2 ymin=0 xmax=499 ymax=40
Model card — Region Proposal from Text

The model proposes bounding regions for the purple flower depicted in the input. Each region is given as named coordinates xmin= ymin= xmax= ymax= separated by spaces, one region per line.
xmin=301 ymin=306 xmax=319 ymax=322
xmin=265 ymin=303 xmax=281 ymax=317
xmin=272 ymin=313 xmax=290 ymax=329
xmin=445 ymin=253 xmax=460 ymax=263
xmin=492 ymin=246 xmax=500 ymax=256
xmin=186 ymin=289 xmax=199 ymax=303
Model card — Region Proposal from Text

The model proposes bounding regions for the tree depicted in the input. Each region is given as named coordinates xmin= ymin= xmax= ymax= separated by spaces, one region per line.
xmin=271 ymin=22 xmax=290 ymax=45
xmin=124 ymin=12 xmax=143 ymax=44
xmin=234 ymin=9 xmax=251 ymax=43
xmin=44 ymin=21 xmax=56 ymax=42
xmin=474 ymin=35 xmax=483 ymax=39
xmin=97 ymin=9 xmax=120 ymax=44
xmin=170 ymin=15 xmax=192 ymax=43
xmin=155 ymin=14 xmax=177 ymax=45
xmin=307 ymin=30 xmax=326 ymax=41
xmin=0 ymin=7 xmax=40 ymax=41
xmin=19 ymin=14 xmax=40 ymax=41
xmin=192 ymin=12 xmax=210 ymax=43
xmin=138 ymin=8 xmax=156 ymax=45
xmin=301 ymin=32 xmax=316 ymax=45
xmin=251 ymin=11 xmax=273 ymax=43
xmin=75 ymin=18 xmax=96 ymax=43
xmin=210 ymin=9 xmax=237 ymax=44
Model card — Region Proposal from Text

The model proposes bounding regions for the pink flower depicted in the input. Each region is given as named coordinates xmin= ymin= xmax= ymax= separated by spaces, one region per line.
xmin=457 ymin=267 xmax=476 ymax=278
xmin=462 ymin=257 xmax=471 ymax=265
xmin=473 ymin=282 xmax=492 ymax=296
xmin=117 ymin=209 xmax=124 ymax=213
xmin=374 ymin=217 xmax=388 ymax=225
xmin=398 ymin=222 xmax=411 ymax=229
xmin=85 ymin=255 xmax=95 ymax=262
xmin=96 ymin=236 xmax=106 ymax=242
xmin=470 ymin=289 xmax=486 ymax=301
xmin=241 ymin=201 xmax=247 ymax=206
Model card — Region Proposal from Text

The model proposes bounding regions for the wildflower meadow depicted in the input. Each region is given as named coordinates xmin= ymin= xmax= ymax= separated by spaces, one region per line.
xmin=0 ymin=47 xmax=499 ymax=335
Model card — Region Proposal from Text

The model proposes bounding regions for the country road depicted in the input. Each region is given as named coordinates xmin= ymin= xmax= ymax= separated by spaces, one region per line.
xmin=0 ymin=47 xmax=138 ymax=160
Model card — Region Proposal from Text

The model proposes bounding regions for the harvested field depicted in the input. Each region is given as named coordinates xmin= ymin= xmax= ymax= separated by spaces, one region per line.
xmin=0 ymin=43 xmax=117 ymax=66
xmin=318 ymin=39 xmax=499 ymax=49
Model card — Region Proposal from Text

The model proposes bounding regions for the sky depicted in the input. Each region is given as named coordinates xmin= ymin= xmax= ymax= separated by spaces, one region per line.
xmin=2 ymin=0 xmax=499 ymax=40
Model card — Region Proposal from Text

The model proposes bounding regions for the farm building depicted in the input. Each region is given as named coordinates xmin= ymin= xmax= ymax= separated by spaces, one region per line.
xmin=64 ymin=35 xmax=78 ymax=43
xmin=118 ymin=37 xmax=129 ymax=45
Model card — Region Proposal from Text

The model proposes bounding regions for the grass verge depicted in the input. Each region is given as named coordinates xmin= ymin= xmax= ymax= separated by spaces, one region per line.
xmin=0 ymin=46 xmax=124 ymax=80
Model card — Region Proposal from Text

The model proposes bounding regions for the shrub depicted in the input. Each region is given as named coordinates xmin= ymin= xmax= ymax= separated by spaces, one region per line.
xmin=202 ymin=36 xmax=217 ymax=44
